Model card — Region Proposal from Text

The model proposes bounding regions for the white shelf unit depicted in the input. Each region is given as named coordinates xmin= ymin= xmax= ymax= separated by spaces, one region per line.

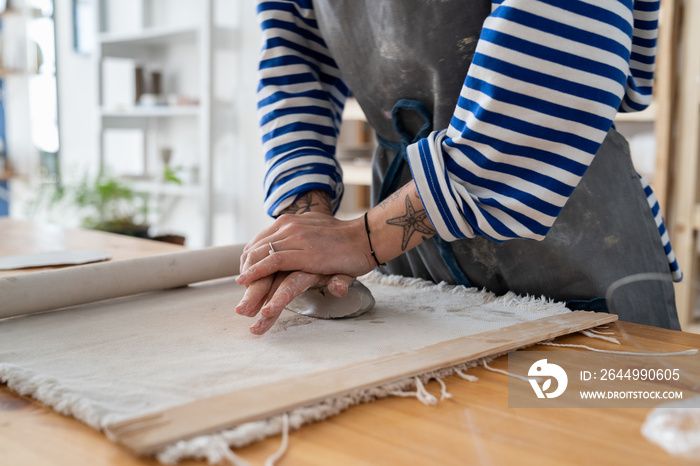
xmin=129 ymin=178 xmax=201 ymax=197
xmin=99 ymin=106 xmax=200 ymax=117
xmin=1 ymin=1 xmax=59 ymax=184
xmin=99 ymin=24 xmax=198 ymax=47
xmin=95 ymin=0 xmax=217 ymax=246
xmin=336 ymin=98 xmax=374 ymax=217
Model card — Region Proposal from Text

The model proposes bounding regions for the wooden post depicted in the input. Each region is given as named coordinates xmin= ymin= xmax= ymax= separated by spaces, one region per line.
xmin=669 ymin=0 xmax=700 ymax=330
xmin=652 ymin=0 xmax=681 ymax=213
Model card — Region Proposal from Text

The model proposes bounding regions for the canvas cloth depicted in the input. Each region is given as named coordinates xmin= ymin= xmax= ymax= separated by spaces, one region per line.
xmin=0 ymin=271 xmax=570 ymax=463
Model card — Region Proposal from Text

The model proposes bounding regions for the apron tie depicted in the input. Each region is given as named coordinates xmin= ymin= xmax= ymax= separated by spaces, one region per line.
xmin=375 ymin=99 xmax=472 ymax=287
xmin=375 ymin=99 xmax=433 ymax=204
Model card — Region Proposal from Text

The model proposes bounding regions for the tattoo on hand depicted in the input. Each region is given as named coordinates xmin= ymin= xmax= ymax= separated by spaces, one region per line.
xmin=386 ymin=196 xmax=436 ymax=250
xmin=283 ymin=192 xmax=331 ymax=215
xmin=284 ymin=193 xmax=317 ymax=214
xmin=318 ymin=193 xmax=332 ymax=212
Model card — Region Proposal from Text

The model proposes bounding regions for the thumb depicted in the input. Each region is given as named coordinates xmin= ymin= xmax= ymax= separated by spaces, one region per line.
xmin=326 ymin=274 xmax=355 ymax=297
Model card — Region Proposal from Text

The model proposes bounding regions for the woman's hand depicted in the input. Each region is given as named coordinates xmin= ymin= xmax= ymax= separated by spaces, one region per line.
xmin=237 ymin=213 xmax=375 ymax=285
xmin=235 ymin=182 xmax=436 ymax=335
xmin=235 ymin=190 xmax=368 ymax=335
xmin=235 ymin=271 xmax=355 ymax=335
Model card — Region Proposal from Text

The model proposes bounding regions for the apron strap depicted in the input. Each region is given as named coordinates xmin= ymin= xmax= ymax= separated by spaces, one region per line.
xmin=375 ymin=99 xmax=433 ymax=204
xmin=376 ymin=99 xmax=472 ymax=287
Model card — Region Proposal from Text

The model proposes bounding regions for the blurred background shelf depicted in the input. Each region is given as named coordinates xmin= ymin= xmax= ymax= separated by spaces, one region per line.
xmin=100 ymin=106 xmax=200 ymax=117
xmin=339 ymin=159 xmax=371 ymax=187
xmin=95 ymin=0 xmax=224 ymax=247
xmin=99 ymin=24 xmax=198 ymax=46
xmin=129 ymin=178 xmax=200 ymax=197
xmin=614 ymin=101 xmax=657 ymax=123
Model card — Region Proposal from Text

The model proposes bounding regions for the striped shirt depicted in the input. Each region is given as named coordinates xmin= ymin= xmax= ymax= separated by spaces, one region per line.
xmin=256 ymin=0 xmax=682 ymax=281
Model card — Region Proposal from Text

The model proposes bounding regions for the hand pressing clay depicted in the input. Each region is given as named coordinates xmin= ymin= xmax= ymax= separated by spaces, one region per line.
xmin=285 ymin=279 xmax=375 ymax=319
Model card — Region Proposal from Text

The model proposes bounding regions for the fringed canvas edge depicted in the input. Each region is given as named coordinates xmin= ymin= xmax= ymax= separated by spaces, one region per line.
xmin=0 ymin=270 xmax=572 ymax=464
xmin=154 ymin=351 xmax=512 ymax=464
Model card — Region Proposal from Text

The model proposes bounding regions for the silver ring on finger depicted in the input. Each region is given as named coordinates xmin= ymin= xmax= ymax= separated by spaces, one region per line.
xmin=268 ymin=241 xmax=276 ymax=255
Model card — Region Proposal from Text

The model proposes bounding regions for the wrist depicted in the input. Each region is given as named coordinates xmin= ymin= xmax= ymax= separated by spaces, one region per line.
xmin=281 ymin=190 xmax=333 ymax=215
xmin=364 ymin=212 xmax=385 ymax=267
xmin=349 ymin=214 xmax=377 ymax=273
xmin=364 ymin=182 xmax=436 ymax=265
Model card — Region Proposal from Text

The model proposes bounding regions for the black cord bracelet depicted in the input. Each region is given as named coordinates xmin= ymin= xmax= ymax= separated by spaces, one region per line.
xmin=364 ymin=212 xmax=385 ymax=267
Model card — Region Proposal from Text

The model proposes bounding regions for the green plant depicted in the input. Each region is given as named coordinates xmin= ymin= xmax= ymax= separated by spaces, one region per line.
xmin=33 ymin=173 xmax=150 ymax=237
xmin=70 ymin=175 xmax=149 ymax=234
xmin=162 ymin=164 xmax=183 ymax=185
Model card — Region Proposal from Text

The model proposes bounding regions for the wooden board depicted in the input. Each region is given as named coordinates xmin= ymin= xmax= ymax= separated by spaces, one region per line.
xmin=107 ymin=311 xmax=617 ymax=456
xmin=4 ymin=321 xmax=695 ymax=466
xmin=0 ymin=219 xmax=184 ymax=278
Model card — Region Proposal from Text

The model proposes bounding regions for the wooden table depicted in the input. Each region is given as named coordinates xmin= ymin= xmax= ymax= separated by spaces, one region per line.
xmin=0 ymin=219 xmax=695 ymax=465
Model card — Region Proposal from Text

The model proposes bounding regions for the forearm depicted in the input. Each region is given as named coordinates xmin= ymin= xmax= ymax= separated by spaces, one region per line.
xmin=237 ymin=181 xmax=435 ymax=283
xmin=365 ymin=181 xmax=436 ymax=266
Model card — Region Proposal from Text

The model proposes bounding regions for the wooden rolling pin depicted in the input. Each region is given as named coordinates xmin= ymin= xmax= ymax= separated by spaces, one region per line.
xmin=0 ymin=244 xmax=244 ymax=319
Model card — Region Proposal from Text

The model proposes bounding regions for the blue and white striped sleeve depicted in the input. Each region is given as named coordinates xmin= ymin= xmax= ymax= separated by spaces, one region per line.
xmin=257 ymin=0 xmax=351 ymax=216
xmin=620 ymin=0 xmax=658 ymax=112
xmin=407 ymin=0 xmax=652 ymax=243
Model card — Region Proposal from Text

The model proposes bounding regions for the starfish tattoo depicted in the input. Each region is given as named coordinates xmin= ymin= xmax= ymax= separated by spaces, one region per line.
xmin=387 ymin=196 xmax=435 ymax=250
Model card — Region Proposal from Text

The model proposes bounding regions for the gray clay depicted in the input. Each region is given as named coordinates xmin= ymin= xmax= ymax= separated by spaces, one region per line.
xmin=285 ymin=280 xmax=375 ymax=319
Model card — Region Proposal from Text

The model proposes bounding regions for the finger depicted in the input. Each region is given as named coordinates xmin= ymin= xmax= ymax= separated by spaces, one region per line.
xmin=241 ymin=227 xmax=303 ymax=275
xmin=248 ymin=273 xmax=354 ymax=335
xmin=241 ymin=233 xmax=272 ymax=269
xmin=241 ymin=241 xmax=279 ymax=275
xmin=260 ymin=272 xmax=320 ymax=318
xmin=242 ymin=221 xmax=280 ymax=255
xmin=266 ymin=271 xmax=288 ymax=301
xmin=326 ymin=274 xmax=354 ymax=297
xmin=249 ymin=273 xmax=294 ymax=335
xmin=250 ymin=272 xmax=320 ymax=335
xmin=235 ymin=275 xmax=274 ymax=317
xmin=242 ymin=212 xmax=331 ymax=261
xmin=241 ymin=230 xmax=274 ymax=269
xmin=249 ymin=314 xmax=279 ymax=336
xmin=236 ymin=250 xmax=292 ymax=285
xmin=240 ymin=237 xmax=276 ymax=273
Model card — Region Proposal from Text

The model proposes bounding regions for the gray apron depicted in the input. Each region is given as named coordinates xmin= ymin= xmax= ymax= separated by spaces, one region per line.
xmin=313 ymin=0 xmax=680 ymax=329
